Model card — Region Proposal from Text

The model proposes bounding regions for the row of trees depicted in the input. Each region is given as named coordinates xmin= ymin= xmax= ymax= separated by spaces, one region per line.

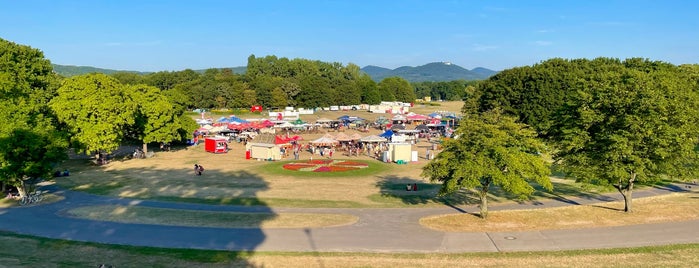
xmin=0 ymin=38 xmax=197 ymax=197
xmin=424 ymin=57 xmax=699 ymax=217
xmin=109 ymin=55 xmax=426 ymax=110
xmin=108 ymin=56 xmax=476 ymax=110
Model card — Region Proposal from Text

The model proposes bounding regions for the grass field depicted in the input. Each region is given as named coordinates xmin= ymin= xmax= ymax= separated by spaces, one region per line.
xmin=8 ymin=101 xmax=698 ymax=266
xmin=0 ymin=231 xmax=697 ymax=267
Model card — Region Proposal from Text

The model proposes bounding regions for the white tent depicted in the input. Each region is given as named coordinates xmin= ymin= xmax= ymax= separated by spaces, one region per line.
xmin=359 ymin=135 xmax=388 ymax=143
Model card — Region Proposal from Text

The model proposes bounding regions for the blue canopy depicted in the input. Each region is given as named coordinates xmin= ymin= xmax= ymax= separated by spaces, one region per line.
xmin=379 ymin=129 xmax=394 ymax=138
xmin=228 ymin=116 xmax=248 ymax=123
xmin=216 ymin=117 xmax=231 ymax=123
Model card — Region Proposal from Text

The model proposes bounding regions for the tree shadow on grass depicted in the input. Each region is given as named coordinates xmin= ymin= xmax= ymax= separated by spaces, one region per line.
xmin=375 ymin=175 xmax=479 ymax=208
xmin=36 ymin=165 xmax=274 ymax=267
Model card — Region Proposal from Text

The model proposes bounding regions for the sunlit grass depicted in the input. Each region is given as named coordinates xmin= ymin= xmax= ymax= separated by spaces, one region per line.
xmin=1 ymin=230 xmax=697 ymax=267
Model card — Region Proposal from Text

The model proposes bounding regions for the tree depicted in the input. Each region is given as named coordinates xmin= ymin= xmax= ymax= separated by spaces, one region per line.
xmin=357 ymin=75 xmax=381 ymax=104
xmin=0 ymin=38 xmax=67 ymax=196
xmin=0 ymin=129 xmax=67 ymax=197
xmin=130 ymin=84 xmax=183 ymax=153
xmin=422 ymin=110 xmax=552 ymax=219
xmin=50 ymin=74 xmax=136 ymax=155
xmin=550 ymin=62 xmax=699 ymax=212
xmin=378 ymin=77 xmax=416 ymax=102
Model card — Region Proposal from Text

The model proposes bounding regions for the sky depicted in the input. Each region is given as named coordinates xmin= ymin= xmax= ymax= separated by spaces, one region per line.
xmin=1 ymin=0 xmax=698 ymax=72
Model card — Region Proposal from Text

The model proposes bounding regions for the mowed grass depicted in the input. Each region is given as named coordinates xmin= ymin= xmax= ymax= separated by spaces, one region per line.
xmin=65 ymin=205 xmax=358 ymax=228
xmin=0 ymin=230 xmax=697 ymax=267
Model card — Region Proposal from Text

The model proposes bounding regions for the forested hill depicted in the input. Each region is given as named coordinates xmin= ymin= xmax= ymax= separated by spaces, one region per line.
xmin=361 ymin=62 xmax=498 ymax=82
xmin=51 ymin=64 xmax=150 ymax=77
xmin=52 ymin=64 xmax=247 ymax=77
xmin=53 ymin=62 xmax=497 ymax=82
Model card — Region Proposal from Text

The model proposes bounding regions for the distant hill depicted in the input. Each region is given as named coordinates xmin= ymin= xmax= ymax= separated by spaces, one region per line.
xmin=52 ymin=64 xmax=247 ymax=77
xmin=361 ymin=62 xmax=497 ymax=82
xmin=52 ymin=62 xmax=496 ymax=81
xmin=51 ymin=64 xmax=150 ymax=77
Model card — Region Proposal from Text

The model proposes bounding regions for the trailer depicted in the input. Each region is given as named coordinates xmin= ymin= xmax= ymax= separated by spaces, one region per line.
xmin=204 ymin=137 xmax=229 ymax=154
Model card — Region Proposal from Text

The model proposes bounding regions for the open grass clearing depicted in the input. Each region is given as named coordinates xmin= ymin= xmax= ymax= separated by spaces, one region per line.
xmin=64 ymin=205 xmax=358 ymax=228
xmin=0 ymin=230 xmax=697 ymax=267
xmin=421 ymin=192 xmax=699 ymax=232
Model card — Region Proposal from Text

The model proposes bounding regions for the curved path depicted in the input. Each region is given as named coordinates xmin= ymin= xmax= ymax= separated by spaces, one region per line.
xmin=0 ymin=183 xmax=697 ymax=253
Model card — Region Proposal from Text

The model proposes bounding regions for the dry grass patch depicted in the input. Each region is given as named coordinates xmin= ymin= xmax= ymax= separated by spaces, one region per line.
xmin=65 ymin=205 xmax=358 ymax=228
xmin=245 ymin=247 xmax=699 ymax=268
xmin=421 ymin=192 xmax=699 ymax=232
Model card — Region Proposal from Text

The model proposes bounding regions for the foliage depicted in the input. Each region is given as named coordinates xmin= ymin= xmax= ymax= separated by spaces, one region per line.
xmin=130 ymin=84 xmax=182 ymax=146
xmin=378 ymin=77 xmax=416 ymax=103
xmin=549 ymin=59 xmax=699 ymax=212
xmin=412 ymin=80 xmax=479 ymax=101
xmin=0 ymin=129 xmax=68 ymax=195
xmin=422 ymin=110 xmax=551 ymax=218
xmin=0 ymin=38 xmax=67 ymax=194
xmin=50 ymin=74 xmax=137 ymax=154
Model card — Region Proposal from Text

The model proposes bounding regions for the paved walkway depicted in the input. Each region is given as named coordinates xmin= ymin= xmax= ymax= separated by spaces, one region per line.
xmin=0 ymin=183 xmax=697 ymax=253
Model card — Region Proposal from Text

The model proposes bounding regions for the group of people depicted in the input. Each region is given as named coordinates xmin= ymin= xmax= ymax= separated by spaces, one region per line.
xmin=193 ymin=164 xmax=204 ymax=176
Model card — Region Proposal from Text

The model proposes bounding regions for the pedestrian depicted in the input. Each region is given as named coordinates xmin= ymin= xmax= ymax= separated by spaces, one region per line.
xmin=425 ymin=149 xmax=431 ymax=160
xmin=194 ymin=164 xmax=200 ymax=176
xmin=197 ymin=165 xmax=204 ymax=175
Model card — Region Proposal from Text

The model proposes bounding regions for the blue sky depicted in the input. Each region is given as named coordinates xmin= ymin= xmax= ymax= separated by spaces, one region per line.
xmin=2 ymin=0 xmax=697 ymax=72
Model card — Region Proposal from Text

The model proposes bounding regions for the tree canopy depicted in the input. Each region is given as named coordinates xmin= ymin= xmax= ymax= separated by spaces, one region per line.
xmin=549 ymin=59 xmax=699 ymax=212
xmin=50 ymin=74 xmax=137 ymax=154
xmin=0 ymin=38 xmax=67 ymax=196
xmin=422 ymin=110 xmax=552 ymax=218
xmin=474 ymin=57 xmax=699 ymax=212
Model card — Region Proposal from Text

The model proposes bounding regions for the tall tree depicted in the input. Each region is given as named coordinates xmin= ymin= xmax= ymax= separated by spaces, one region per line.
xmin=130 ymin=84 xmax=183 ymax=153
xmin=0 ymin=129 xmax=67 ymax=197
xmin=378 ymin=77 xmax=416 ymax=102
xmin=422 ymin=110 xmax=552 ymax=219
xmin=357 ymin=75 xmax=381 ymax=104
xmin=50 ymin=74 xmax=136 ymax=155
xmin=550 ymin=62 xmax=699 ymax=212
xmin=0 ymin=38 xmax=67 ymax=197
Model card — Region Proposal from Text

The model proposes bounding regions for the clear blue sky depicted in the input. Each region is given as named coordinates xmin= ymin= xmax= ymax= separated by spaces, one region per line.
xmin=2 ymin=0 xmax=697 ymax=72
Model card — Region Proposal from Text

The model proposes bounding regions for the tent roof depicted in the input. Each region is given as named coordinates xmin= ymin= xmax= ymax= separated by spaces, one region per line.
xmin=251 ymin=133 xmax=277 ymax=145
xmin=359 ymin=135 xmax=388 ymax=142
xmin=379 ymin=129 xmax=394 ymax=138
xmin=334 ymin=133 xmax=352 ymax=141
xmin=310 ymin=136 xmax=339 ymax=145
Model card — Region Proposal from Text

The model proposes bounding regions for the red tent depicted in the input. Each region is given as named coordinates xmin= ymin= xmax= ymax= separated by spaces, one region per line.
xmin=261 ymin=120 xmax=274 ymax=128
xmin=250 ymin=105 xmax=263 ymax=112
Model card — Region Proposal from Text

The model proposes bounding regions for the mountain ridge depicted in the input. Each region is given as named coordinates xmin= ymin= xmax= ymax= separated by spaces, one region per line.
xmin=52 ymin=62 xmax=498 ymax=82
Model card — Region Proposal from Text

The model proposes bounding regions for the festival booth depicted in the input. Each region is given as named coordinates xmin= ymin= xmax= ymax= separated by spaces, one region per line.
xmin=388 ymin=143 xmax=413 ymax=164
xmin=204 ymin=137 xmax=229 ymax=154
xmin=246 ymin=133 xmax=282 ymax=160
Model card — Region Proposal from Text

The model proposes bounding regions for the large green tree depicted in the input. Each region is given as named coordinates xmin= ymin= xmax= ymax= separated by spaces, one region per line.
xmin=422 ymin=110 xmax=552 ymax=219
xmin=0 ymin=129 xmax=67 ymax=197
xmin=50 ymin=74 xmax=136 ymax=155
xmin=550 ymin=61 xmax=699 ymax=212
xmin=378 ymin=77 xmax=416 ymax=103
xmin=130 ymin=84 xmax=184 ymax=153
xmin=0 ymin=38 xmax=67 ymax=196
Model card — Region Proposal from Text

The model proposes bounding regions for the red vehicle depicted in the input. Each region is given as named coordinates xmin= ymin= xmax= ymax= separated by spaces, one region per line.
xmin=204 ymin=137 xmax=228 ymax=154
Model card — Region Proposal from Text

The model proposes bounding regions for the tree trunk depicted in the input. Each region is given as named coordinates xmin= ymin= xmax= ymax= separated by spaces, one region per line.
xmin=479 ymin=191 xmax=489 ymax=219
xmin=616 ymin=173 xmax=636 ymax=212
xmin=17 ymin=180 xmax=27 ymax=198
xmin=478 ymin=178 xmax=492 ymax=219
xmin=143 ymin=143 xmax=148 ymax=155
